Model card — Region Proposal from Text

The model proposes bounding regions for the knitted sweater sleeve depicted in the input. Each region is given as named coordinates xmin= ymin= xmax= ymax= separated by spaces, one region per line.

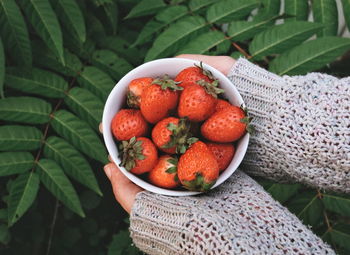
xmin=227 ymin=58 xmax=350 ymax=193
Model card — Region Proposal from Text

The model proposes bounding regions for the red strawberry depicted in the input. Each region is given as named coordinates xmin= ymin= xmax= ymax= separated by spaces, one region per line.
xmin=178 ymin=80 xmax=224 ymax=122
xmin=175 ymin=62 xmax=214 ymax=89
xmin=127 ymin=77 xmax=153 ymax=108
xmin=215 ymin=99 xmax=232 ymax=113
xmin=148 ymin=155 xmax=180 ymax=189
xmin=177 ymin=141 xmax=219 ymax=192
xmin=140 ymin=76 xmax=183 ymax=124
xmin=151 ymin=117 xmax=197 ymax=154
xmin=201 ymin=106 xmax=250 ymax=143
xmin=206 ymin=142 xmax=235 ymax=172
xmin=119 ymin=137 xmax=158 ymax=175
xmin=111 ymin=109 xmax=148 ymax=141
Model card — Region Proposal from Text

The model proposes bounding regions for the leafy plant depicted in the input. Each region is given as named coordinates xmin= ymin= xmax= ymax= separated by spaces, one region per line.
xmin=0 ymin=0 xmax=349 ymax=254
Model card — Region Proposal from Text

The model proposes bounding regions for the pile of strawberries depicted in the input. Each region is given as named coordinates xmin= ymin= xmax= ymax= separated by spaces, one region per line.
xmin=111 ymin=63 xmax=251 ymax=192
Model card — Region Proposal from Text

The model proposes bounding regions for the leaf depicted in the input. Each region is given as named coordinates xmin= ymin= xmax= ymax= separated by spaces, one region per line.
xmin=145 ymin=16 xmax=207 ymax=61
xmin=92 ymin=50 xmax=133 ymax=80
xmin=266 ymin=183 xmax=301 ymax=204
xmin=342 ymin=0 xmax=350 ymax=31
xmin=132 ymin=5 xmax=188 ymax=47
xmin=0 ymin=125 xmax=42 ymax=151
xmin=51 ymin=110 xmax=107 ymax=164
xmin=36 ymin=158 xmax=85 ymax=217
xmin=287 ymin=191 xmax=323 ymax=227
xmin=77 ymin=66 xmax=115 ymax=102
xmin=44 ymin=136 xmax=102 ymax=196
xmin=269 ymin=37 xmax=350 ymax=75
xmin=0 ymin=224 xmax=10 ymax=245
xmin=64 ymin=87 xmax=104 ymax=130
xmin=97 ymin=2 xmax=118 ymax=35
xmin=0 ymin=209 xmax=7 ymax=221
xmin=7 ymin=172 xmax=39 ymax=226
xmin=51 ymin=0 xmax=86 ymax=43
xmin=312 ymin=0 xmax=338 ymax=37
xmin=249 ymin=21 xmax=323 ymax=59
xmin=0 ymin=152 xmax=34 ymax=176
xmin=285 ymin=0 xmax=309 ymax=21
xmin=177 ymin=30 xmax=227 ymax=55
xmin=5 ymin=67 xmax=68 ymax=98
xmin=0 ymin=0 xmax=31 ymax=66
xmin=206 ymin=0 xmax=260 ymax=24
xmin=125 ymin=0 xmax=166 ymax=19
xmin=0 ymin=96 xmax=52 ymax=124
xmin=108 ymin=230 xmax=138 ymax=255
xmin=330 ymin=224 xmax=350 ymax=251
xmin=19 ymin=0 xmax=64 ymax=64
xmin=0 ymin=38 xmax=4 ymax=98
xmin=322 ymin=193 xmax=350 ymax=217
xmin=253 ymin=0 xmax=280 ymax=20
xmin=227 ymin=16 xmax=277 ymax=42
xmin=189 ymin=0 xmax=217 ymax=11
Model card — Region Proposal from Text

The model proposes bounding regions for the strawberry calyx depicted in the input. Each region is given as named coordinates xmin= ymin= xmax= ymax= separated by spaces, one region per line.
xmin=126 ymin=91 xmax=140 ymax=108
xmin=240 ymin=105 xmax=255 ymax=134
xmin=165 ymin=157 xmax=178 ymax=174
xmin=119 ymin=136 xmax=145 ymax=171
xmin=152 ymin=75 xmax=183 ymax=91
xmin=182 ymin=173 xmax=216 ymax=192
xmin=162 ymin=117 xmax=198 ymax=154
xmin=194 ymin=61 xmax=214 ymax=80
xmin=197 ymin=79 xmax=224 ymax=99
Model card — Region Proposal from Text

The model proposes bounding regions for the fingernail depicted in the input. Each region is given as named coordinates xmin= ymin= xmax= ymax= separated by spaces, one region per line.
xmin=104 ymin=164 xmax=112 ymax=179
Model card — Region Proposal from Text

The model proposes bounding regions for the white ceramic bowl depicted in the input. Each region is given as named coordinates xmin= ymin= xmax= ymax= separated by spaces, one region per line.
xmin=102 ymin=58 xmax=249 ymax=196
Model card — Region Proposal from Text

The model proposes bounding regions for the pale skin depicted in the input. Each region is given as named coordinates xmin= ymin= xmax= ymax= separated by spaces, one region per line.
xmin=102 ymin=54 xmax=236 ymax=214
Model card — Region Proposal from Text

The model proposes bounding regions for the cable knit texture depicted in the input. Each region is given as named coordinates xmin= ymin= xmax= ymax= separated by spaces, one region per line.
xmin=129 ymin=58 xmax=349 ymax=254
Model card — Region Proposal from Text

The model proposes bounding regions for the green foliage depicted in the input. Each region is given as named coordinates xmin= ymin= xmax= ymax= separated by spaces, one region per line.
xmin=0 ymin=0 xmax=349 ymax=254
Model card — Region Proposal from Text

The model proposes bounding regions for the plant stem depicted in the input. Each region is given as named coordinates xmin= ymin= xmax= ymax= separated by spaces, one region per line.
xmin=45 ymin=199 xmax=59 ymax=255
xmin=231 ymin=42 xmax=252 ymax=59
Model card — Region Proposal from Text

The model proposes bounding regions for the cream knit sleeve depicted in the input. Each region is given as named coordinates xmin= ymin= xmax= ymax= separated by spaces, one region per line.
xmin=227 ymin=58 xmax=350 ymax=193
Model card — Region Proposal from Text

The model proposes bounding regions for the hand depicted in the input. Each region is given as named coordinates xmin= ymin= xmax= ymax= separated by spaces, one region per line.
xmin=102 ymin=55 xmax=236 ymax=214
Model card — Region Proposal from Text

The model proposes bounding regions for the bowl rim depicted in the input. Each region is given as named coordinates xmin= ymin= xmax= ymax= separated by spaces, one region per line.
xmin=102 ymin=58 xmax=249 ymax=196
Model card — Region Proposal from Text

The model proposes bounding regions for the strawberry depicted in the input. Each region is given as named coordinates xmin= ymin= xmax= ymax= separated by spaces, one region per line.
xmin=201 ymin=106 xmax=251 ymax=143
xmin=206 ymin=142 xmax=235 ymax=172
xmin=151 ymin=117 xmax=198 ymax=154
xmin=175 ymin=62 xmax=214 ymax=89
xmin=127 ymin=77 xmax=153 ymax=108
xmin=215 ymin=99 xmax=232 ymax=113
xmin=148 ymin=155 xmax=180 ymax=189
xmin=111 ymin=109 xmax=148 ymax=141
xmin=119 ymin=137 xmax=158 ymax=175
xmin=177 ymin=141 xmax=219 ymax=192
xmin=178 ymin=80 xmax=224 ymax=122
xmin=140 ymin=76 xmax=183 ymax=124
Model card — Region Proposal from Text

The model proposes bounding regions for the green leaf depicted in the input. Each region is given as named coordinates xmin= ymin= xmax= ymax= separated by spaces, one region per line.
xmin=44 ymin=136 xmax=102 ymax=196
xmin=189 ymin=0 xmax=217 ymax=11
xmin=132 ymin=5 xmax=188 ymax=47
xmin=253 ymin=0 xmax=280 ymax=20
xmin=92 ymin=50 xmax=133 ymax=80
xmin=0 ymin=224 xmax=10 ymax=245
xmin=0 ymin=38 xmax=4 ymax=98
xmin=19 ymin=0 xmax=64 ymax=64
xmin=206 ymin=0 xmax=260 ymax=24
xmin=269 ymin=37 xmax=350 ymax=75
xmin=36 ymin=158 xmax=85 ymax=217
xmin=0 ymin=152 xmax=34 ymax=176
xmin=51 ymin=110 xmax=107 ymax=164
xmin=342 ymin=0 xmax=350 ymax=31
xmin=330 ymin=224 xmax=350 ymax=251
xmin=285 ymin=0 xmax=309 ymax=21
xmin=125 ymin=0 xmax=166 ymax=19
xmin=64 ymin=87 xmax=104 ymax=130
xmin=288 ymin=192 xmax=323 ymax=227
xmin=108 ymin=230 xmax=137 ymax=255
xmin=98 ymin=2 xmax=118 ymax=35
xmin=145 ymin=16 xmax=206 ymax=61
xmin=51 ymin=0 xmax=86 ymax=43
xmin=0 ymin=125 xmax=42 ymax=151
xmin=32 ymin=41 xmax=82 ymax=77
xmin=312 ymin=0 xmax=338 ymax=37
xmin=322 ymin=193 xmax=350 ymax=217
xmin=5 ymin=67 xmax=68 ymax=98
xmin=8 ymin=172 xmax=39 ymax=226
xmin=0 ymin=96 xmax=52 ymax=124
xmin=249 ymin=21 xmax=323 ymax=59
xmin=266 ymin=183 xmax=301 ymax=204
xmin=227 ymin=16 xmax=277 ymax=42
xmin=77 ymin=66 xmax=115 ymax=102
xmin=0 ymin=0 xmax=31 ymax=66
xmin=177 ymin=30 xmax=227 ymax=55
xmin=0 ymin=209 xmax=7 ymax=221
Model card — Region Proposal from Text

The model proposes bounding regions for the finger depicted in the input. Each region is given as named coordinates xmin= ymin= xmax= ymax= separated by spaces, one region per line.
xmin=99 ymin=123 xmax=103 ymax=134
